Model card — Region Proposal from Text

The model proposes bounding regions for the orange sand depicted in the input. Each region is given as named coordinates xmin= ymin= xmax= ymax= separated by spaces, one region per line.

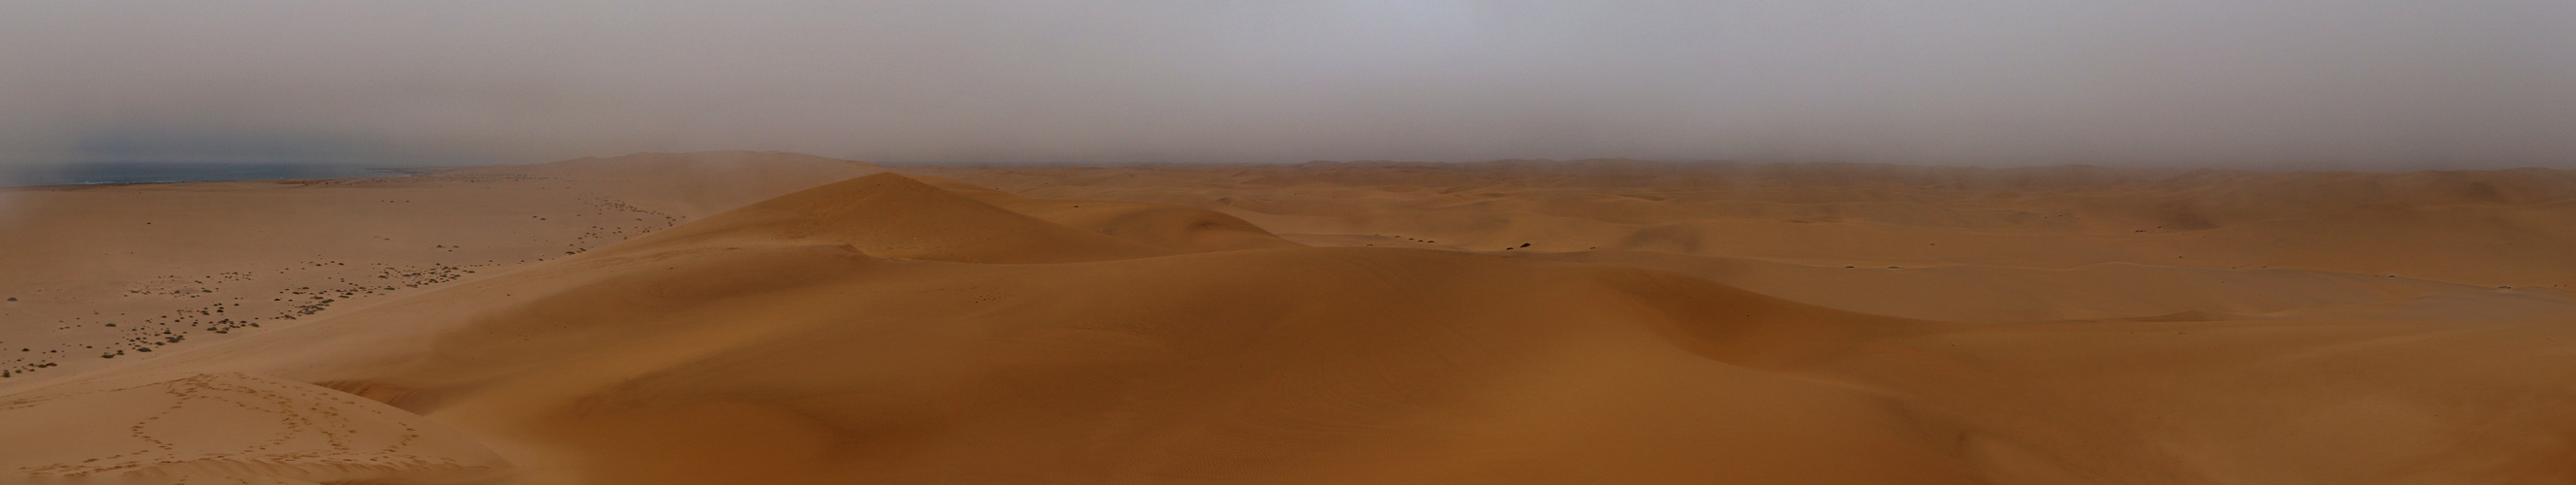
xmin=2 ymin=153 xmax=2570 ymax=484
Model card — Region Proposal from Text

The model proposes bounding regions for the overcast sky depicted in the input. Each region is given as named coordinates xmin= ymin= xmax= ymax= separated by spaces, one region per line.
xmin=2 ymin=1 xmax=2571 ymax=169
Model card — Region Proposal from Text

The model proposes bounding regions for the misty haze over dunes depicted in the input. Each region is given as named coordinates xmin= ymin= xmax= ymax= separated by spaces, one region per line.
xmin=3 ymin=1 xmax=2574 ymax=169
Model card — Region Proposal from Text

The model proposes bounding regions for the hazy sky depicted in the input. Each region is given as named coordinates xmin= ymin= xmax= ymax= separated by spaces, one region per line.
xmin=2 ymin=1 xmax=2572 ymax=169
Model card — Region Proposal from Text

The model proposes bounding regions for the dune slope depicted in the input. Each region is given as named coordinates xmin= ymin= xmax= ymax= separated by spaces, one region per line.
xmin=8 ymin=173 xmax=1984 ymax=484
xmin=8 ymin=163 xmax=2573 ymax=485
xmin=908 ymin=161 xmax=2576 ymax=322
xmin=0 ymin=151 xmax=888 ymax=384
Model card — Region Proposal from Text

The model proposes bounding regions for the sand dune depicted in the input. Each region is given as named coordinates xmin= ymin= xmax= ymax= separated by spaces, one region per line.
xmin=0 ymin=151 xmax=881 ymax=384
xmin=1528 ymin=251 xmax=2574 ymax=322
xmin=911 ymin=161 xmax=2576 ymax=320
xmin=444 ymin=150 xmax=890 ymax=218
xmin=0 ymin=372 xmax=505 ymax=484
xmin=5 ymin=154 xmax=2572 ymax=484
xmin=1815 ymin=319 xmax=2576 ymax=484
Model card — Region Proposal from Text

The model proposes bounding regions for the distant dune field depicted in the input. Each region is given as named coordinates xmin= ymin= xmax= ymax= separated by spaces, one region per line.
xmin=3 ymin=152 xmax=2572 ymax=484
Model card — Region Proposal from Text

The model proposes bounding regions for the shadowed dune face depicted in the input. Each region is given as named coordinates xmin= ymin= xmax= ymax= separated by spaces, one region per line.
xmin=5 ymin=158 xmax=2575 ymax=484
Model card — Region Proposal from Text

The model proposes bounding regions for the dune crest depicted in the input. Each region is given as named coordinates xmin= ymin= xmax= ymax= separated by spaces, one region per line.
xmin=603 ymin=173 xmax=1184 ymax=263
xmin=445 ymin=150 xmax=890 ymax=218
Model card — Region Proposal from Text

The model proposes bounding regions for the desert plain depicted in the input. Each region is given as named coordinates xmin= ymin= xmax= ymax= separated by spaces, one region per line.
xmin=1 ymin=151 xmax=2572 ymax=484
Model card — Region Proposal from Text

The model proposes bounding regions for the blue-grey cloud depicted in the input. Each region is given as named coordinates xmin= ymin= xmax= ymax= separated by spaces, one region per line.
xmin=1 ymin=1 xmax=2570 ymax=169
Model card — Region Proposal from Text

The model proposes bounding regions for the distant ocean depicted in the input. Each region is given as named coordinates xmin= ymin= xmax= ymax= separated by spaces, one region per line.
xmin=2 ymin=162 xmax=416 ymax=187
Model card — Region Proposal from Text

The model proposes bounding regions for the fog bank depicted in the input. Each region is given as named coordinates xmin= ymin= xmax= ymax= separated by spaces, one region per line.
xmin=3 ymin=1 xmax=2572 ymax=169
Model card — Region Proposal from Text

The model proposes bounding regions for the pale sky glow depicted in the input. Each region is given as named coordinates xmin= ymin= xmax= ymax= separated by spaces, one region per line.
xmin=1 ymin=1 xmax=2571 ymax=168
